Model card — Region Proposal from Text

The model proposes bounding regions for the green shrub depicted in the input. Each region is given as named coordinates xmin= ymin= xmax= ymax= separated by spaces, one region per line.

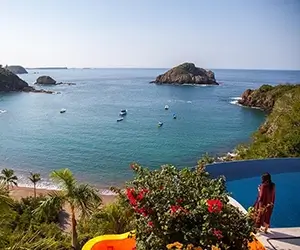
xmin=121 ymin=164 xmax=255 ymax=250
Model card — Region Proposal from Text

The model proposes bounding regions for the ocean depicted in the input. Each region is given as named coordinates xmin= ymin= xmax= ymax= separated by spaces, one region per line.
xmin=1 ymin=68 xmax=300 ymax=192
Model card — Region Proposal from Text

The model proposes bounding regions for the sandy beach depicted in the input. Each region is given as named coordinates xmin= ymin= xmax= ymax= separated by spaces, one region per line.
xmin=10 ymin=186 xmax=117 ymax=205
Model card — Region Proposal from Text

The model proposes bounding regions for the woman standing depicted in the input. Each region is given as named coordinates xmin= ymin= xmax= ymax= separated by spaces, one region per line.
xmin=254 ymin=173 xmax=276 ymax=233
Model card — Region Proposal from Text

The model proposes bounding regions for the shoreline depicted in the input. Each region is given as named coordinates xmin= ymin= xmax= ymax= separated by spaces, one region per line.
xmin=10 ymin=186 xmax=117 ymax=205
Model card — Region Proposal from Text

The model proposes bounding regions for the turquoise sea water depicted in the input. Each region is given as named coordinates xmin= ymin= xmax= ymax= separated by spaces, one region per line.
xmin=0 ymin=69 xmax=300 ymax=190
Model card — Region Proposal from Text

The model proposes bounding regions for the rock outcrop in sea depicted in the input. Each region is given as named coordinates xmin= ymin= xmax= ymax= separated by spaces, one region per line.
xmin=150 ymin=62 xmax=218 ymax=85
xmin=5 ymin=65 xmax=28 ymax=74
xmin=0 ymin=66 xmax=54 ymax=94
xmin=35 ymin=76 xmax=57 ymax=85
xmin=35 ymin=75 xmax=76 ymax=85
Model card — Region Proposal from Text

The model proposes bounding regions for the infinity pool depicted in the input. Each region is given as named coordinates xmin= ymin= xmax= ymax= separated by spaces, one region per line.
xmin=207 ymin=158 xmax=300 ymax=228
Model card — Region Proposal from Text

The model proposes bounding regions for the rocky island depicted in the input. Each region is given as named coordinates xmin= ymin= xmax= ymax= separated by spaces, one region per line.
xmin=5 ymin=65 xmax=28 ymax=74
xmin=0 ymin=66 xmax=53 ymax=94
xmin=35 ymin=75 xmax=76 ymax=85
xmin=150 ymin=62 xmax=218 ymax=85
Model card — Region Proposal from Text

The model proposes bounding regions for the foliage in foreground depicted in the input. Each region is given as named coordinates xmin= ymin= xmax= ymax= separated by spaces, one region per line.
xmin=34 ymin=168 xmax=102 ymax=250
xmin=120 ymin=163 xmax=255 ymax=250
xmin=236 ymin=85 xmax=300 ymax=159
xmin=0 ymin=187 xmax=70 ymax=249
xmin=78 ymin=197 xmax=135 ymax=246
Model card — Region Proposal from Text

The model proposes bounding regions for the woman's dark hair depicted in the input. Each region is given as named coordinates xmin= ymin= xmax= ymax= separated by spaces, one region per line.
xmin=262 ymin=172 xmax=275 ymax=191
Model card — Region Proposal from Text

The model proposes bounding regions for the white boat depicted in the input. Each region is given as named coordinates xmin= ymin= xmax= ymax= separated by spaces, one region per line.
xmin=119 ymin=109 xmax=127 ymax=116
xmin=165 ymin=105 xmax=169 ymax=110
xmin=60 ymin=108 xmax=66 ymax=113
xmin=158 ymin=121 xmax=163 ymax=127
xmin=117 ymin=117 xmax=124 ymax=122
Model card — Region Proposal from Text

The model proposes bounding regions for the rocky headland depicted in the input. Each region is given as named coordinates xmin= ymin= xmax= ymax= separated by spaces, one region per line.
xmin=236 ymin=83 xmax=300 ymax=159
xmin=238 ymin=84 xmax=299 ymax=112
xmin=5 ymin=65 xmax=28 ymax=74
xmin=0 ymin=67 xmax=54 ymax=94
xmin=150 ymin=62 xmax=218 ymax=85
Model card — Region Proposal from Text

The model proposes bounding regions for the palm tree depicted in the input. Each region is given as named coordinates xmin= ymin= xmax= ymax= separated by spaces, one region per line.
xmin=0 ymin=182 xmax=13 ymax=215
xmin=28 ymin=172 xmax=41 ymax=198
xmin=0 ymin=168 xmax=18 ymax=189
xmin=34 ymin=168 xmax=102 ymax=250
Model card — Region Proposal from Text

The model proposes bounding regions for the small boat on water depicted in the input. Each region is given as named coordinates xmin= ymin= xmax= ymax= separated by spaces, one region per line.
xmin=119 ymin=109 xmax=127 ymax=116
xmin=117 ymin=117 xmax=124 ymax=122
xmin=60 ymin=108 xmax=66 ymax=113
xmin=173 ymin=113 xmax=177 ymax=119
xmin=165 ymin=105 xmax=169 ymax=110
xmin=158 ymin=121 xmax=163 ymax=127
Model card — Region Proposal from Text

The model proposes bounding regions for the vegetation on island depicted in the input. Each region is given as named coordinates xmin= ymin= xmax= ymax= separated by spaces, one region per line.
xmin=0 ymin=162 xmax=258 ymax=250
xmin=235 ymin=84 xmax=300 ymax=159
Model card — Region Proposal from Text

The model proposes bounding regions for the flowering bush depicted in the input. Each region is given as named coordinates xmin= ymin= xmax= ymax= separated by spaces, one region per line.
xmin=122 ymin=163 xmax=255 ymax=250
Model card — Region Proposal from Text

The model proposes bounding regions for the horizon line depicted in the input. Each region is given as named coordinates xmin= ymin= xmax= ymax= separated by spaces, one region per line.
xmin=24 ymin=67 xmax=300 ymax=71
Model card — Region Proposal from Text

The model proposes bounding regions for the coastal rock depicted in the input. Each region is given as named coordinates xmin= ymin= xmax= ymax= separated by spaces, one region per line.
xmin=35 ymin=75 xmax=57 ymax=85
xmin=0 ymin=67 xmax=54 ymax=94
xmin=5 ymin=65 xmax=28 ymax=74
xmin=150 ymin=62 xmax=218 ymax=85
xmin=22 ymin=86 xmax=54 ymax=94
xmin=0 ymin=67 xmax=29 ymax=91
xmin=238 ymin=84 xmax=286 ymax=112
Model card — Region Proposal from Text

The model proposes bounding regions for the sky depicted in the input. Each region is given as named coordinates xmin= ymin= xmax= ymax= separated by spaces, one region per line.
xmin=1 ymin=0 xmax=300 ymax=69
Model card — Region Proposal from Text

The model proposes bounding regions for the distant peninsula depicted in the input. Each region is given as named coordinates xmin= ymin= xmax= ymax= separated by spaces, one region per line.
xmin=150 ymin=62 xmax=218 ymax=85
xmin=5 ymin=65 xmax=28 ymax=74
xmin=27 ymin=67 xmax=68 ymax=70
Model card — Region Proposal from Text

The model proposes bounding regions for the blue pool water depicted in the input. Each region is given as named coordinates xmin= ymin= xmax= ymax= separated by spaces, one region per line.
xmin=207 ymin=158 xmax=300 ymax=228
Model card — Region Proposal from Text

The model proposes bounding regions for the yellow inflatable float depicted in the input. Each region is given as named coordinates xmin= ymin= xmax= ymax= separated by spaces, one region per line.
xmin=82 ymin=231 xmax=136 ymax=250
xmin=82 ymin=231 xmax=265 ymax=250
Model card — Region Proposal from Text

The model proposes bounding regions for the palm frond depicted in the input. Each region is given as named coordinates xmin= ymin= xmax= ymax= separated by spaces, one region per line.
xmin=50 ymin=168 xmax=76 ymax=193
xmin=0 ymin=182 xmax=13 ymax=212
xmin=73 ymin=184 xmax=102 ymax=218
xmin=28 ymin=172 xmax=41 ymax=184
xmin=33 ymin=191 xmax=65 ymax=220
xmin=6 ymin=229 xmax=60 ymax=250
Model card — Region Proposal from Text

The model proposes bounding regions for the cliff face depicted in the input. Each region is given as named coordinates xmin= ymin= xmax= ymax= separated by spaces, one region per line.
xmin=151 ymin=62 xmax=218 ymax=85
xmin=238 ymin=84 xmax=298 ymax=112
xmin=0 ymin=67 xmax=28 ymax=91
xmin=5 ymin=65 xmax=28 ymax=74
xmin=236 ymin=84 xmax=300 ymax=159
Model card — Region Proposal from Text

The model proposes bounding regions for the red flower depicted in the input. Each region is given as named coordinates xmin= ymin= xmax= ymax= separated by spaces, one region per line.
xmin=170 ymin=205 xmax=188 ymax=214
xmin=136 ymin=188 xmax=149 ymax=201
xmin=148 ymin=221 xmax=154 ymax=227
xmin=135 ymin=207 xmax=148 ymax=217
xmin=159 ymin=186 xmax=164 ymax=190
xmin=176 ymin=199 xmax=184 ymax=203
xmin=207 ymin=199 xmax=223 ymax=213
xmin=213 ymin=228 xmax=223 ymax=239
xmin=126 ymin=188 xmax=137 ymax=206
